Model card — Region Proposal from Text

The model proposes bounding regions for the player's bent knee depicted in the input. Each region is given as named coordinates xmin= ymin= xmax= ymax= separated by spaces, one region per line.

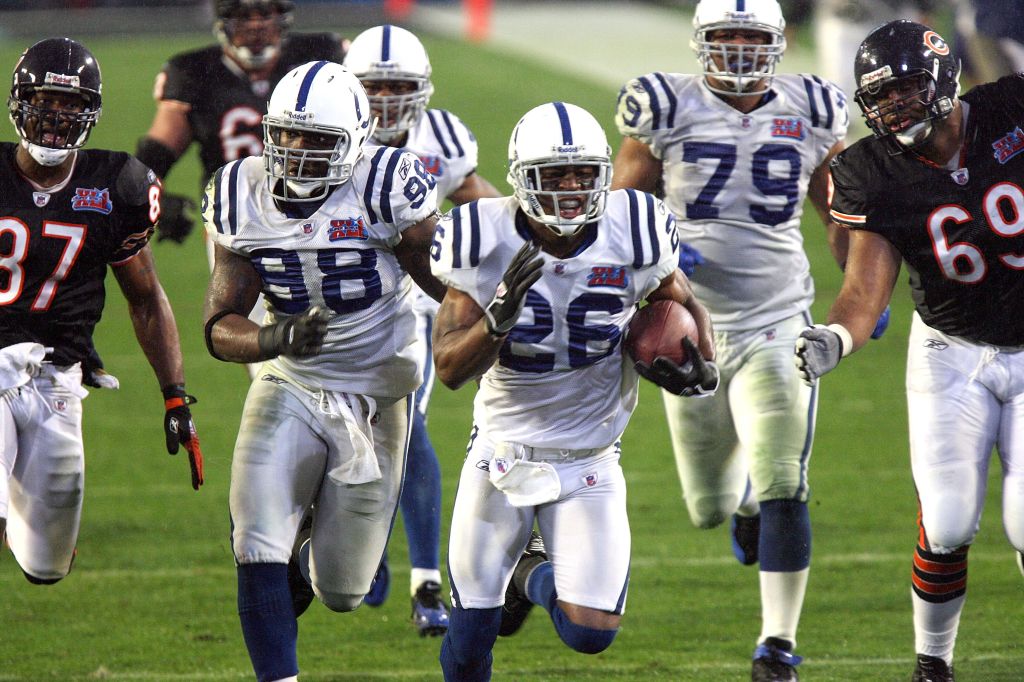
xmin=552 ymin=605 xmax=619 ymax=654
xmin=318 ymin=590 xmax=364 ymax=613
xmin=688 ymin=495 xmax=737 ymax=529
xmin=22 ymin=569 xmax=64 ymax=585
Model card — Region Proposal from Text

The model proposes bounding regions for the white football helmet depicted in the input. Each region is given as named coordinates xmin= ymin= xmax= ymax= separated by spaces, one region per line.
xmin=691 ymin=0 xmax=787 ymax=96
xmin=507 ymin=102 xmax=612 ymax=237
xmin=344 ymin=25 xmax=433 ymax=144
xmin=262 ymin=61 xmax=374 ymax=202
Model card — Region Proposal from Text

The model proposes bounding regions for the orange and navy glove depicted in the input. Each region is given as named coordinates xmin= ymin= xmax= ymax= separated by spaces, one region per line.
xmin=162 ymin=384 xmax=204 ymax=490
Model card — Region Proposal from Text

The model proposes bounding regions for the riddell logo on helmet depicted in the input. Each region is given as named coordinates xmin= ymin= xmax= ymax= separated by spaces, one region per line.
xmin=724 ymin=11 xmax=754 ymax=20
xmin=553 ymin=144 xmax=583 ymax=153
xmin=859 ymin=65 xmax=893 ymax=89
xmin=45 ymin=72 xmax=79 ymax=88
xmin=285 ymin=110 xmax=312 ymax=122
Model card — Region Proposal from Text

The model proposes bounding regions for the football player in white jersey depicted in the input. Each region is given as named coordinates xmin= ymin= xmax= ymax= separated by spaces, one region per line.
xmin=613 ymin=1 xmax=857 ymax=679
xmin=343 ymin=24 xmax=501 ymax=636
xmin=201 ymin=61 xmax=445 ymax=682
xmin=431 ymin=102 xmax=719 ymax=681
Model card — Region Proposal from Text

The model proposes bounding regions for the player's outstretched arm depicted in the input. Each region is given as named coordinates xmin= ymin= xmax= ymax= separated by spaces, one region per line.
xmin=113 ymin=245 xmax=203 ymax=489
xmin=395 ymin=213 xmax=447 ymax=303
xmin=610 ymin=136 xmax=662 ymax=193
xmin=795 ymin=230 xmax=901 ymax=384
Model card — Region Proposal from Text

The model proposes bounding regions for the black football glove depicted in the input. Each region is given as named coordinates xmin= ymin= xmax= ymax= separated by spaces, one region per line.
xmin=257 ymin=306 xmax=331 ymax=359
xmin=635 ymin=338 xmax=720 ymax=397
xmin=484 ymin=242 xmax=544 ymax=336
xmin=163 ymin=385 xmax=203 ymax=491
xmin=156 ymin=192 xmax=197 ymax=244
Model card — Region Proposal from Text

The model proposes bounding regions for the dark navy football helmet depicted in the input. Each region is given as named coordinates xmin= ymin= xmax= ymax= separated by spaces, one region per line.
xmin=853 ymin=20 xmax=961 ymax=149
xmin=8 ymin=37 xmax=102 ymax=166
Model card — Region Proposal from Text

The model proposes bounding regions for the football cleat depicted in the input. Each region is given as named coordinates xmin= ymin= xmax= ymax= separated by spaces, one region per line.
xmin=1016 ymin=551 xmax=1024 ymax=578
xmin=411 ymin=580 xmax=450 ymax=637
xmin=731 ymin=513 xmax=761 ymax=566
xmin=499 ymin=531 xmax=548 ymax=637
xmin=751 ymin=638 xmax=802 ymax=682
xmin=912 ymin=654 xmax=955 ymax=682
xmin=364 ymin=554 xmax=390 ymax=607
xmin=288 ymin=513 xmax=315 ymax=617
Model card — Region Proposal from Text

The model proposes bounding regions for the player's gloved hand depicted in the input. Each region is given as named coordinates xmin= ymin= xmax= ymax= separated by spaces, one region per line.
xmin=484 ymin=242 xmax=544 ymax=336
xmin=678 ymin=243 xmax=704 ymax=277
xmin=794 ymin=324 xmax=847 ymax=386
xmin=156 ymin=193 xmax=197 ymax=244
xmin=636 ymin=338 xmax=720 ymax=397
xmin=870 ymin=305 xmax=891 ymax=340
xmin=163 ymin=385 xmax=203 ymax=490
xmin=257 ymin=306 xmax=331 ymax=358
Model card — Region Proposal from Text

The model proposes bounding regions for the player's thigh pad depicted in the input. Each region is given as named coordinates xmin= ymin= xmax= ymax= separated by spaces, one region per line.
xmin=230 ymin=377 xmax=332 ymax=564
xmin=730 ymin=315 xmax=816 ymax=502
xmin=537 ymin=449 xmax=630 ymax=614
xmin=906 ymin=314 xmax=1002 ymax=549
xmin=5 ymin=372 xmax=85 ymax=580
xmin=448 ymin=434 xmax=535 ymax=609
xmin=309 ymin=394 xmax=410 ymax=602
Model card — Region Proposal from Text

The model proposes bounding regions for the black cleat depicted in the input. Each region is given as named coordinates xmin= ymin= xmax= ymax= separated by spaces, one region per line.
xmin=1016 ymin=550 xmax=1024 ymax=578
xmin=499 ymin=531 xmax=547 ymax=637
xmin=364 ymin=555 xmax=390 ymax=607
xmin=912 ymin=654 xmax=954 ymax=682
xmin=288 ymin=513 xmax=315 ymax=617
xmin=411 ymin=580 xmax=450 ymax=637
xmin=751 ymin=638 xmax=801 ymax=682
xmin=731 ymin=512 xmax=760 ymax=566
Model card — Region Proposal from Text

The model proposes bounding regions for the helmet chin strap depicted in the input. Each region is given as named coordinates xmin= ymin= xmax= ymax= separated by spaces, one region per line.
xmin=895 ymin=119 xmax=934 ymax=148
xmin=285 ymin=177 xmax=327 ymax=199
xmin=23 ymin=139 xmax=72 ymax=167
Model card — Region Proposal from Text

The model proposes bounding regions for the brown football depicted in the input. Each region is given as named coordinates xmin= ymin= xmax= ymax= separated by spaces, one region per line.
xmin=624 ymin=300 xmax=699 ymax=367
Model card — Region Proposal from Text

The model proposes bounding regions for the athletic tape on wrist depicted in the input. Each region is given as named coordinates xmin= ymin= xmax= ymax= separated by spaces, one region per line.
xmin=826 ymin=323 xmax=854 ymax=357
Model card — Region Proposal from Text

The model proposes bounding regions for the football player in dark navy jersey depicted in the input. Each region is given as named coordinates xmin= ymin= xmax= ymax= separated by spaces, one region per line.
xmin=794 ymin=21 xmax=1024 ymax=682
xmin=0 ymin=38 xmax=203 ymax=588
xmin=135 ymin=0 xmax=347 ymax=244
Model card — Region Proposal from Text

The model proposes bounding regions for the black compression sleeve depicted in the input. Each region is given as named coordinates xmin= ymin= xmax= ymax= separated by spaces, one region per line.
xmin=135 ymin=137 xmax=179 ymax=179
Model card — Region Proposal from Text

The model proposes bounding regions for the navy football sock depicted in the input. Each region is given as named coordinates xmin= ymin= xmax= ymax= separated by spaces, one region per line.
xmin=551 ymin=605 xmax=618 ymax=654
xmin=525 ymin=561 xmax=557 ymax=611
xmin=237 ymin=563 xmax=299 ymax=682
xmin=439 ymin=606 xmax=500 ymax=682
xmin=402 ymin=410 xmax=442 ymax=571
xmin=759 ymin=499 xmax=811 ymax=572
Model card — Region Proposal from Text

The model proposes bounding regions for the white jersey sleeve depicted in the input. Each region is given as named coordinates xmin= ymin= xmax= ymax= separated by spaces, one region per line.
xmin=355 ymin=144 xmax=440 ymax=230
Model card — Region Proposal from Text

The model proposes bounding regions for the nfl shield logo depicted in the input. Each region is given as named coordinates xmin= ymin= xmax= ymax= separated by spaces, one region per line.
xmin=33 ymin=192 xmax=50 ymax=207
xmin=302 ymin=222 xmax=314 ymax=234
xmin=583 ymin=473 xmax=598 ymax=487
xmin=53 ymin=398 xmax=68 ymax=412
xmin=950 ymin=168 xmax=969 ymax=185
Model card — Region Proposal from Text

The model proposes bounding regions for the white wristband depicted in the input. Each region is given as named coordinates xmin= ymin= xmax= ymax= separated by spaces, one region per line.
xmin=826 ymin=323 xmax=854 ymax=357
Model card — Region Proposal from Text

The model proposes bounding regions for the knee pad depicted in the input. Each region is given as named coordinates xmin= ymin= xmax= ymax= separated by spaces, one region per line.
xmin=688 ymin=494 xmax=737 ymax=529
xmin=318 ymin=590 xmax=364 ymax=613
xmin=551 ymin=606 xmax=618 ymax=654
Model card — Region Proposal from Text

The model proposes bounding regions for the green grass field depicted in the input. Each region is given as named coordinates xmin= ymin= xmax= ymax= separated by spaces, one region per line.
xmin=0 ymin=30 xmax=1020 ymax=681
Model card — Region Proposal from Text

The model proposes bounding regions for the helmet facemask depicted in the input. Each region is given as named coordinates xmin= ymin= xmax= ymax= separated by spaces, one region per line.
xmin=263 ymin=117 xmax=356 ymax=201
xmin=856 ymin=71 xmax=955 ymax=149
xmin=10 ymin=87 xmax=100 ymax=166
xmin=692 ymin=26 xmax=786 ymax=96
xmin=361 ymin=76 xmax=433 ymax=143
xmin=215 ymin=3 xmax=292 ymax=70
xmin=511 ymin=158 xmax=612 ymax=237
